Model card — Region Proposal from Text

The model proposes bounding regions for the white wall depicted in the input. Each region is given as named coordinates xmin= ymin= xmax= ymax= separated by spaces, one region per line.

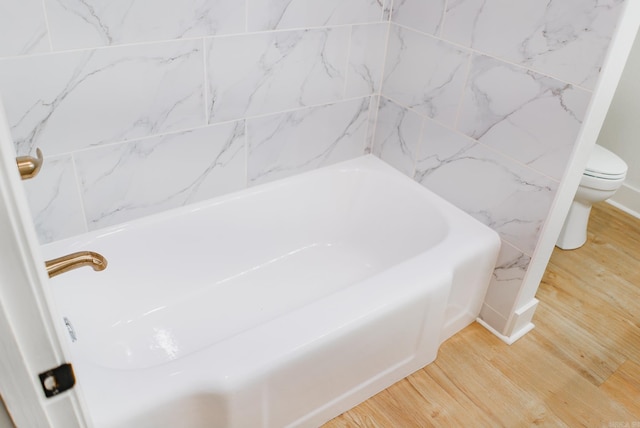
xmin=598 ymin=27 xmax=640 ymax=217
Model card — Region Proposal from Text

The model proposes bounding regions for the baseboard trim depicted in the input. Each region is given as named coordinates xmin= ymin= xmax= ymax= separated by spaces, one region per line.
xmin=476 ymin=318 xmax=535 ymax=345
xmin=607 ymin=183 xmax=640 ymax=219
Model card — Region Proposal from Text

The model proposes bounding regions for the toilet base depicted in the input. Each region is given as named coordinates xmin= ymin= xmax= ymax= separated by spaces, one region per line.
xmin=556 ymin=200 xmax=592 ymax=250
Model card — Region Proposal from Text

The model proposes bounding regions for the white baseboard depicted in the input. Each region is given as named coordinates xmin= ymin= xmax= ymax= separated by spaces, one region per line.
xmin=476 ymin=318 xmax=535 ymax=345
xmin=476 ymin=298 xmax=539 ymax=345
xmin=607 ymin=182 xmax=640 ymax=219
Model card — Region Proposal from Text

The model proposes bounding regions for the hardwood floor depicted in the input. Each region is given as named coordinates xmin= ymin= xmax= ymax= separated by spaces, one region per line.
xmin=324 ymin=202 xmax=640 ymax=427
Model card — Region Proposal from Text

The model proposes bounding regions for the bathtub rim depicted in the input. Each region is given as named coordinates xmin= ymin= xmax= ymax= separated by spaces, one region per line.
xmin=42 ymin=155 xmax=472 ymax=254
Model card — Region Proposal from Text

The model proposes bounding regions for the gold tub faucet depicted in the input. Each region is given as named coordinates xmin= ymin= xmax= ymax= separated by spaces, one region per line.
xmin=16 ymin=148 xmax=44 ymax=180
xmin=45 ymin=251 xmax=108 ymax=278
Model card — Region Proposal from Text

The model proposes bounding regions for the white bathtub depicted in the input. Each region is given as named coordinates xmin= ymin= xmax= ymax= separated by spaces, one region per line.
xmin=43 ymin=155 xmax=500 ymax=428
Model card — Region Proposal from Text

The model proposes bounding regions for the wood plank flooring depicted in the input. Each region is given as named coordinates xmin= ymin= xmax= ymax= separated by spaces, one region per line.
xmin=324 ymin=202 xmax=640 ymax=427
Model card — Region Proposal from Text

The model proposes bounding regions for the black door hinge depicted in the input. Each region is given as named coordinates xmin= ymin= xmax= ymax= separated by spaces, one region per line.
xmin=39 ymin=363 xmax=76 ymax=398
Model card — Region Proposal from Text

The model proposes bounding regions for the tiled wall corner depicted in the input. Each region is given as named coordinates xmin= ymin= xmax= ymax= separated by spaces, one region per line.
xmin=372 ymin=97 xmax=422 ymax=177
xmin=0 ymin=1 xmax=390 ymax=244
xmin=346 ymin=23 xmax=389 ymax=99
xmin=382 ymin=25 xmax=470 ymax=126
xmin=377 ymin=0 xmax=626 ymax=335
xmin=375 ymin=98 xmax=560 ymax=257
xmin=247 ymin=98 xmax=371 ymax=185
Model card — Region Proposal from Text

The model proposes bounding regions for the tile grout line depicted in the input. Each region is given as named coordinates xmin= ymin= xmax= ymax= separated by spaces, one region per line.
xmin=40 ymin=0 xmax=54 ymax=52
xmin=202 ymin=38 xmax=209 ymax=127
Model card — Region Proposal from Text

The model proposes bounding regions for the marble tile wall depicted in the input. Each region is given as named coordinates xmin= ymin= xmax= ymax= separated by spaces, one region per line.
xmin=0 ymin=1 xmax=390 ymax=242
xmin=375 ymin=0 xmax=625 ymax=333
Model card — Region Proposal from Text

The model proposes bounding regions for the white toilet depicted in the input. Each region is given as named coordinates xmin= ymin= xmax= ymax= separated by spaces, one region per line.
xmin=556 ymin=144 xmax=628 ymax=250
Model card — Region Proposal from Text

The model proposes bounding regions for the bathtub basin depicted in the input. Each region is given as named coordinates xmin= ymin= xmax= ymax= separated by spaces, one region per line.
xmin=43 ymin=155 xmax=500 ymax=428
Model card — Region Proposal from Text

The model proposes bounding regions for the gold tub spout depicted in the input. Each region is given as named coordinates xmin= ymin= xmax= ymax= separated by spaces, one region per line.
xmin=45 ymin=251 xmax=108 ymax=278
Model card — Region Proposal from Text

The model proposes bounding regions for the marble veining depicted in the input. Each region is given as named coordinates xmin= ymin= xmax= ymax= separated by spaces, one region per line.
xmin=75 ymin=121 xmax=246 ymax=230
xmin=346 ymin=23 xmax=389 ymax=99
xmin=372 ymin=97 xmax=423 ymax=177
xmin=442 ymin=0 xmax=625 ymax=89
xmin=415 ymin=140 xmax=557 ymax=255
xmin=383 ymin=25 xmax=470 ymax=126
xmin=45 ymin=0 xmax=246 ymax=49
xmin=247 ymin=0 xmax=388 ymax=31
xmin=247 ymin=98 xmax=370 ymax=185
xmin=413 ymin=118 xmax=476 ymax=180
xmin=482 ymin=243 xmax=532 ymax=316
xmin=22 ymin=155 xmax=86 ymax=244
xmin=457 ymin=55 xmax=591 ymax=180
xmin=0 ymin=40 xmax=204 ymax=156
xmin=382 ymin=1 xmax=393 ymax=20
xmin=206 ymin=28 xmax=350 ymax=124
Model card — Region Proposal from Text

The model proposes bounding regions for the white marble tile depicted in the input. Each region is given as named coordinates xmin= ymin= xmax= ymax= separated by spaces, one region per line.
xmin=457 ymin=55 xmax=591 ymax=181
xmin=415 ymin=141 xmax=557 ymax=255
xmin=22 ymin=155 xmax=86 ymax=244
xmin=247 ymin=98 xmax=370 ymax=185
xmin=0 ymin=40 xmax=205 ymax=157
xmin=382 ymin=1 xmax=393 ymax=21
xmin=45 ymin=0 xmax=246 ymax=50
xmin=478 ymin=302 xmax=508 ymax=333
xmin=75 ymin=121 xmax=246 ymax=230
xmin=382 ymin=25 xmax=470 ymax=126
xmin=442 ymin=0 xmax=625 ymax=89
xmin=372 ymin=97 xmax=423 ymax=177
xmin=0 ymin=0 xmax=49 ymax=57
xmin=391 ymin=0 xmax=446 ymax=36
xmin=413 ymin=118 xmax=476 ymax=180
xmin=206 ymin=28 xmax=350 ymax=124
xmin=364 ymin=95 xmax=381 ymax=152
xmin=247 ymin=0 xmax=387 ymax=31
xmin=345 ymin=23 xmax=389 ymax=98
xmin=482 ymin=242 xmax=531 ymax=317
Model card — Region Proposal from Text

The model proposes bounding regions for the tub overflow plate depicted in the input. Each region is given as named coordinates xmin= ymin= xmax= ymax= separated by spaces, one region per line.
xmin=38 ymin=363 xmax=76 ymax=398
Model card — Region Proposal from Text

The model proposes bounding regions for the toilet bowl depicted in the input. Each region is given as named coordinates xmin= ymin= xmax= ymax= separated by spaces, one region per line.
xmin=556 ymin=144 xmax=627 ymax=250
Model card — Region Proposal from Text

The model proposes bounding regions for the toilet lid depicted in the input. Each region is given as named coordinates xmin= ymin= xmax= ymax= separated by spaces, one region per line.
xmin=584 ymin=144 xmax=628 ymax=180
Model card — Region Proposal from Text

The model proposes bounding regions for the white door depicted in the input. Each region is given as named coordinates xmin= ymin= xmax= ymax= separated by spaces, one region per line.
xmin=0 ymin=96 xmax=91 ymax=426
